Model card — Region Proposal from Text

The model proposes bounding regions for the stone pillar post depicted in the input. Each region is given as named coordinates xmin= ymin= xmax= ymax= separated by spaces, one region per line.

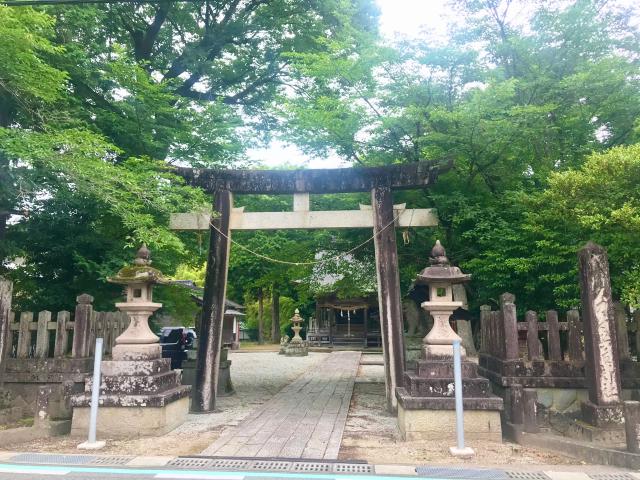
xmin=194 ymin=189 xmax=232 ymax=413
xmin=72 ymin=294 xmax=94 ymax=358
xmin=509 ymin=385 xmax=524 ymax=425
xmin=34 ymin=385 xmax=54 ymax=429
xmin=454 ymin=285 xmax=476 ymax=356
xmin=614 ymin=302 xmax=630 ymax=361
xmin=372 ymin=186 xmax=405 ymax=412
xmin=500 ymin=293 xmax=519 ymax=361
xmin=479 ymin=305 xmax=491 ymax=353
xmin=523 ymin=389 xmax=539 ymax=433
xmin=0 ymin=277 xmax=12 ymax=384
xmin=624 ymin=401 xmax=640 ymax=453
xmin=578 ymin=242 xmax=623 ymax=427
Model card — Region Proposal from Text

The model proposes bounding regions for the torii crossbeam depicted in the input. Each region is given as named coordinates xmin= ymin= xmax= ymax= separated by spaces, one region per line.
xmin=172 ymin=160 xmax=444 ymax=413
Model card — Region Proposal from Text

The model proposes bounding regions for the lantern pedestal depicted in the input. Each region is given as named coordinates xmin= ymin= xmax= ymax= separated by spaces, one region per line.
xmin=71 ymin=245 xmax=191 ymax=439
xmin=396 ymin=241 xmax=503 ymax=442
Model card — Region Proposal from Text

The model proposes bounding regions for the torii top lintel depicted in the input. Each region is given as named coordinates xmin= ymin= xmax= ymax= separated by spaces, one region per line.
xmin=174 ymin=159 xmax=444 ymax=194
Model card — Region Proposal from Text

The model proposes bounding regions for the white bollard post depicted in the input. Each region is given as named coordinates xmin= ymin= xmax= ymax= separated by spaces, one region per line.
xmin=78 ymin=337 xmax=106 ymax=450
xmin=449 ymin=339 xmax=475 ymax=458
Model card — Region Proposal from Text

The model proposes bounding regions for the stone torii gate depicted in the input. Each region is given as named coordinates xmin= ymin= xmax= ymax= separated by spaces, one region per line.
xmin=171 ymin=161 xmax=443 ymax=413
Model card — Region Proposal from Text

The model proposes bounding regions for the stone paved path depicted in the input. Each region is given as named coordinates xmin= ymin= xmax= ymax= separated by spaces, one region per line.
xmin=201 ymin=351 xmax=361 ymax=459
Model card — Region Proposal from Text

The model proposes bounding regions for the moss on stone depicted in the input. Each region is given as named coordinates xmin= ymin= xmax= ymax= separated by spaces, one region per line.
xmin=108 ymin=265 xmax=168 ymax=284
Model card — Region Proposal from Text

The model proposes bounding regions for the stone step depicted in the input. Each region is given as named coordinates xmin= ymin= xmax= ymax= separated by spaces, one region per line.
xmin=396 ymin=387 xmax=504 ymax=411
xmin=85 ymin=369 xmax=182 ymax=395
xmin=415 ymin=360 xmax=478 ymax=378
xmin=403 ymin=373 xmax=492 ymax=398
xmin=100 ymin=358 xmax=171 ymax=376
xmin=72 ymin=384 xmax=191 ymax=408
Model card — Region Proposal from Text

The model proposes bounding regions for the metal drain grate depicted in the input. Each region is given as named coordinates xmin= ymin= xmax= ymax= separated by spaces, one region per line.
xmin=251 ymin=460 xmax=292 ymax=471
xmin=417 ymin=467 xmax=509 ymax=480
xmin=210 ymin=459 xmax=252 ymax=470
xmin=89 ymin=456 xmax=132 ymax=466
xmin=10 ymin=453 xmax=96 ymax=465
xmin=291 ymin=462 xmax=332 ymax=473
xmin=333 ymin=463 xmax=374 ymax=474
xmin=167 ymin=457 xmax=214 ymax=469
xmin=590 ymin=475 xmax=635 ymax=480
xmin=506 ymin=472 xmax=551 ymax=480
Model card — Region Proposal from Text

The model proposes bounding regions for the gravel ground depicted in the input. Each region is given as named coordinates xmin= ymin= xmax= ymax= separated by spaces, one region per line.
xmin=0 ymin=351 xmax=621 ymax=469
xmin=1 ymin=351 xmax=328 ymax=456
xmin=339 ymin=362 xmax=577 ymax=467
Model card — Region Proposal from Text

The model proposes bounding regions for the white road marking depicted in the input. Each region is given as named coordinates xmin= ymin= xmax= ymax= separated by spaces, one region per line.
xmin=154 ymin=474 xmax=242 ymax=480
xmin=0 ymin=465 xmax=70 ymax=475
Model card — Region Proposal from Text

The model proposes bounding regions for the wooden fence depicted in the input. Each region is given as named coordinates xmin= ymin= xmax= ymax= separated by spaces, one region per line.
xmin=478 ymin=292 xmax=640 ymax=389
xmin=2 ymin=288 xmax=128 ymax=361
xmin=479 ymin=301 xmax=584 ymax=362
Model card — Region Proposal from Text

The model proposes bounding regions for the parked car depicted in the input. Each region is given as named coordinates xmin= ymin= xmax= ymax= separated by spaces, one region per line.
xmin=158 ymin=327 xmax=197 ymax=369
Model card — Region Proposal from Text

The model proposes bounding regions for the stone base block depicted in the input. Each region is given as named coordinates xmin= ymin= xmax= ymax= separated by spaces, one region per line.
xmin=450 ymin=446 xmax=475 ymax=458
xmin=101 ymin=358 xmax=170 ymax=376
xmin=581 ymin=400 xmax=624 ymax=428
xmin=398 ymin=403 xmax=502 ymax=441
xmin=566 ymin=419 xmax=625 ymax=444
xmin=416 ymin=359 xmax=478 ymax=378
xmin=71 ymin=396 xmax=189 ymax=438
xmin=77 ymin=440 xmax=106 ymax=450
xmin=403 ymin=372 xmax=492 ymax=398
xmin=423 ymin=344 xmax=466 ymax=359
xmin=112 ymin=344 xmax=161 ymax=361
xmin=181 ymin=359 xmax=234 ymax=397
xmin=285 ymin=342 xmax=309 ymax=357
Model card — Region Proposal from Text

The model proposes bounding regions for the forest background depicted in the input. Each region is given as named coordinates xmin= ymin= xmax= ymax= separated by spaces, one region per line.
xmin=1 ymin=0 xmax=639 ymax=336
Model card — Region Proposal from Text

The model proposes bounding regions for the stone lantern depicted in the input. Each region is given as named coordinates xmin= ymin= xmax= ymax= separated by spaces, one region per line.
xmin=71 ymin=245 xmax=191 ymax=439
xmin=417 ymin=240 xmax=471 ymax=359
xmin=394 ymin=240 xmax=503 ymax=443
xmin=285 ymin=309 xmax=308 ymax=356
xmin=109 ymin=244 xmax=166 ymax=361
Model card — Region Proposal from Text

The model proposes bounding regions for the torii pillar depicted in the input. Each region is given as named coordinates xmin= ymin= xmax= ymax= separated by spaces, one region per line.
xmin=172 ymin=161 xmax=443 ymax=412
xmin=193 ymin=189 xmax=232 ymax=413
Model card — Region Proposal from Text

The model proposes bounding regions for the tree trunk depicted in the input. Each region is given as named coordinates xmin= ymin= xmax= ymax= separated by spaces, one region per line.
xmin=271 ymin=287 xmax=280 ymax=343
xmin=257 ymin=288 xmax=264 ymax=344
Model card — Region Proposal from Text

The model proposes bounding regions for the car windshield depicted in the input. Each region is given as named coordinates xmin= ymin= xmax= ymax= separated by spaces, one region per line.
xmin=160 ymin=329 xmax=182 ymax=343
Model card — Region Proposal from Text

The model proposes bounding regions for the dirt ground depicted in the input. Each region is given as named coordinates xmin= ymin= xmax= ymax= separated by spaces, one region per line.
xmin=339 ymin=365 xmax=574 ymax=467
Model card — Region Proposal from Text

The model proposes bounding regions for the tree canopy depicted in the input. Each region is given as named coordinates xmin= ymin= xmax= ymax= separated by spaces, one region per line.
xmin=1 ymin=0 xmax=639 ymax=321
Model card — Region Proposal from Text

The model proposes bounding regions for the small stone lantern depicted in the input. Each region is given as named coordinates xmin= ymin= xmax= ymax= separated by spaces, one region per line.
xmin=71 ymin=244 xmax=191 ymax=439
xmin=417 ymin=240 xmax=471 ymax=359
xmin=107 ymin=244 xmax=168 ymax=361
xmin=285 ymin=309 xmax=308 ymax=356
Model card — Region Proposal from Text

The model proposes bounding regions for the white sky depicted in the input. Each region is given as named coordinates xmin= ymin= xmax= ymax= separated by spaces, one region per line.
xmin=247 ymin=0 xmax=452 ymax=169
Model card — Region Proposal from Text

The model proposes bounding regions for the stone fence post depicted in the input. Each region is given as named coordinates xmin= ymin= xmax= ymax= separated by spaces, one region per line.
xmin=0 ymin=277 xmax=13 ymax=385
xmin=72 ymin=294 xmax=94 ymax=358
xmin=578 ymin=242 xmax=623 ymax=427
xmin=500 ymin=293 xmax=519 ymax=361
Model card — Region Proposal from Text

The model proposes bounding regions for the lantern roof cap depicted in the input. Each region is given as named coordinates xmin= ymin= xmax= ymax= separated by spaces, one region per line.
xmin=291 ymin=308 xmax=304 ymax=322
xmin=108 ymin=244 xmax=169 ymax=285
xmin=416 ymin=240 xmax=471 ymax=285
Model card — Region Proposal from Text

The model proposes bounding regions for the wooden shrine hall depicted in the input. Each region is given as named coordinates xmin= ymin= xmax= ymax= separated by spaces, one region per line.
xmin=171 ymin=160 xmax=446 ymax=412
xmin=308 ymin=296 xmax=381 ymax=348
